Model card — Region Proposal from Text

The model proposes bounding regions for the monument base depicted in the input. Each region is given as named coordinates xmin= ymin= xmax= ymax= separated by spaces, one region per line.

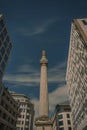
xmin=35 ymin=115 xmax=53 ymax=130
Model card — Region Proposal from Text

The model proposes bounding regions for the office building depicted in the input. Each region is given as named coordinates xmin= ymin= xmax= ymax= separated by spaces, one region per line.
xmin=0 ymin=83 xmax=19 ymax=130
xmin=52 ymin=103 xmax=73 ymax=130
xmin=35 ymin=50 xmax=53 ymax=130
xmin=11 ymin=92 xmax=34 ymax=130
xmin=66 ymin=18 xmax=87 ymax=130
xmin=0 ymin=14 xmax=12 ymax=79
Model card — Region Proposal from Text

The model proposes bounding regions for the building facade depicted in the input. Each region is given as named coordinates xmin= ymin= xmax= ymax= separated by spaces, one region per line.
xmin=0 ymin=83 xmax=19 ymax=130
xmin=11 ymin=92 xmax=34 ymax=130
xmin=66 ymin=18 xmax=87 ymax=130
xmin=0 ymin=14 xmax=12 ymax=79
xmin=52 ymin=104 xmax=73 ymax=130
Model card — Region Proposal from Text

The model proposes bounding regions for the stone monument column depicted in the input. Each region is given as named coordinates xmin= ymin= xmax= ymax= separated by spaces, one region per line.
xmin=39 ymin=50 xmax=48 ymax=117
xmin=35 ymin=50 xmax=53 ymax=130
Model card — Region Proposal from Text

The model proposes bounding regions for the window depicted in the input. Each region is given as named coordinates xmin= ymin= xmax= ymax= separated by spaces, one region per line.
xmin=68 ymin=127 xmax=72 ymax=130
xmin=67 ymin=120 xmax=71 ymax=125
xmin=4 ymin=54 xmax=8 ymax=63
xmin=1 ymin=61 xmax=5 ymax=70
xmin=67 ymin=114 xmax=70 ymax=118
xmin=42 ymin=127 xmax=45 ymax=130
xmin=1 ymin=47 xmax=5 ymax=56
xmin=82 ymin=20 xmax=87 ymax=25
xmin=59 ymin=127 xmax=64 ymax=130
xmin=59 ymin=121 xmax=63 ymax=126
xmin=0 ymin=19 xmax=4 ymax=30
xmin=25 ymin=121 xmax=29 ymax=125
xmin=58 ymin=114 xmax=63 ymax=119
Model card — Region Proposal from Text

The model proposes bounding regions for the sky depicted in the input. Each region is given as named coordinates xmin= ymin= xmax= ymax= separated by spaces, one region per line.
xmin=0 ymin=0 xmax=87 ymax=118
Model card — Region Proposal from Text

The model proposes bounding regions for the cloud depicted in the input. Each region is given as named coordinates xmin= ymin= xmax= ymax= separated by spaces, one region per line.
xmin=16 ymin=19 xmax=56 ymax=37
xmin=3 ymin=61 xmax=66 ymax=87
xmin=31 ymin=85 xmax=69 ymax=120
xmin=49 ymin=85 xmax=69 ymax=113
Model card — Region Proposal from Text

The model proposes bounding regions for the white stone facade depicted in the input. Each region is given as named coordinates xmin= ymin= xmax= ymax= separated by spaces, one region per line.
xmin=11 ymin=92 xmax=34 ymax=130
xmin=66 ymin=18 xmax=87 ymax=130
xmin=52 ymin=104 xmax=73 ymax=130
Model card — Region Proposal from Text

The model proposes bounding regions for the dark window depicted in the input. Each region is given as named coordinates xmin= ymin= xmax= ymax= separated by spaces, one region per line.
xmin=58 ymin=114 xmax=63 ymax=119
xmin=0 ymin=19 xmax=4 ymax=30
xmin=1 ymin=47 xmax=5 ymax=56
xmin=7 ymin=47 xmax=10 ymax=55
xmin=59 ymin=127 xmax=64 ymax=130
xmin=3 ymin=28 xmax=7 ymax=36
xmin=42 ymin=127 xmax=45 ymax=130
xmin=0 ymin=40 xmax=2 ymax=48
xmin=4 ymin=54 xmax=8 ymax=63
xmin=6 ymin=35 xmax=10 ymax=42
xmin=26 ymin=115 xmax=29 ymax=119
xmin=68 ymin=127 xmax=72 ymax=130
xmin=67 ymin=114 xmax=70 ymax=118
xmin=3 ymin=41 xmax=8 ymax=48
xmin=0 ymin=70 xmax=3 ymax=78
xmin=0 ymin=33 xmax=4 ymax=41
xmin=1 ymin=61 xmax=5 ymax=70
xmin=25 ymin=121 xmax=29 ymax=125
xmin=59 ymin=121 xmax=63 ymax=126
xmin=82 ymin=20 xmax=87 ymax=25
xmin=67 ymin=120 xmax=71 ymax=125
xmin=0 ymin=54 xmax=2 ymax=62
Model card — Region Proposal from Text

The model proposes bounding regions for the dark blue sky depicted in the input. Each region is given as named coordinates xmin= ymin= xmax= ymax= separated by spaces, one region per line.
xmin=0 ymin=0 xmax=87 ymax=116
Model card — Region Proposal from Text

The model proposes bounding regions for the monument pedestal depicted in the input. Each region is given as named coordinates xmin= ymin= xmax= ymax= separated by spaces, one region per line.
xmin=35 ymin=115 xmax=53 ymax=130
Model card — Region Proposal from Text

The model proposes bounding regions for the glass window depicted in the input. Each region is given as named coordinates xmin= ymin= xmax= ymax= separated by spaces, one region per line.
xmin=26 ymin=115 xmax=29 ymax=119
xmin=0 ymin=40 xmax=2 ymax=48
xmin=67 ymin=120 xmax=71 ymax=125
xmin=0 ymin=33 xmax=4 ymax=41
xmin=0 ymin=54 xmax=2 ymax=62
xmin=3 ymin=28 xmax=7 ymax=36
xmin=7 ymin=47 xmax=10 ymax=55
xmin=0 ymin=19 xmax=4 ymax=29
xmin=0 ymin=70 xmax=3 ymax=78
xmin=3 ymin=41 xmax=8 ymax=48
xmin=59 ymin=121 xmax=63 ymax=126
xmin=1 ymin=47 xmax=5 ymax=56
xmin=6 ymin=35 xmax=10 ymax=42
xmin=67 ymin=114 xmax=70 ymax=118
xmin=4 ymin=54 xmax=8 ymax=63
xmin=1 ymin=61 xmax=6 ymax=70
xmin=25 ymin=121 xmax=29 ymax=125
xmin=59 ymin=127 xmax=64 ymax=130
xmin=58 ymin=114 xmax=63 ymax=119
xmin=68 ymin=127 xmax=72 ymax=130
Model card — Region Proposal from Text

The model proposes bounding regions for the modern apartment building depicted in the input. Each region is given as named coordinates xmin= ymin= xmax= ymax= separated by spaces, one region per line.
xmin=66 ymin=18 xmax=87 ymax=130
xmin=0 ymin=14 xmax=12 ymax=79
xmin=0 ymin=83 xmax=19 ymax=130
xmin=52 ymin=103 xmax=73 ymax=130
xmin=11 ymin=92 xmax=34 ymax=130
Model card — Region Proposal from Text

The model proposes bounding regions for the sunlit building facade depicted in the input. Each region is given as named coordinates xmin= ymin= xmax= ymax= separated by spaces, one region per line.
xmin=11 ymin=92 xmax=34 ymax=130
xmin=66 ymin=18 xmax=87 ymax=130
xmin=0 ymin=14 xmax=12 ymax=79
xmin=52 ymin=104 xmax=73 ymax=130
xmin=0 ymin=83 xmax=19 ymax=130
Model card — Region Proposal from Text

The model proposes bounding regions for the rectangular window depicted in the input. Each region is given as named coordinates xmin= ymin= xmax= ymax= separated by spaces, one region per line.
xmin=58 ymin=114 xmax=63 ymax=119
xmin=59 ymin=127 xmax=64 ymax=130
xmin=67 ymin=120 xmax=71 ymax=125
xmin=59 ymin=121 xmax=63 ymax=126
xmin=67 ymin=114 xmax=70 ymax=118
xmin=68 ymin=127 xmax=72 ymax=130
